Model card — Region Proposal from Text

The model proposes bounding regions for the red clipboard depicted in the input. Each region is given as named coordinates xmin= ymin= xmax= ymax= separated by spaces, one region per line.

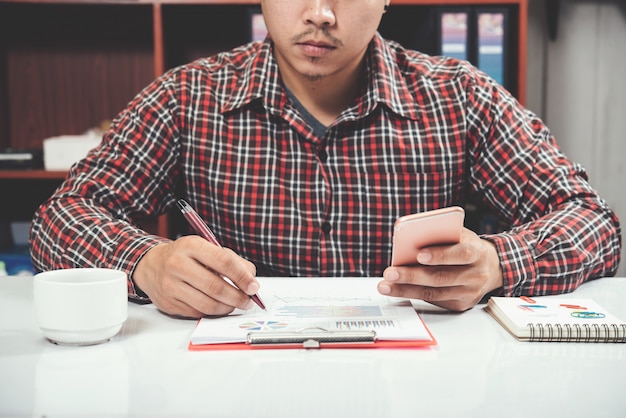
xmin=187 ymin=322 xmax=438 ymax=351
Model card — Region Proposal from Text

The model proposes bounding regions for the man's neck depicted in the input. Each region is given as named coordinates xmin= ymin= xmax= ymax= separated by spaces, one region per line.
xmin=278 ymin=59 xmax=365 ymax=127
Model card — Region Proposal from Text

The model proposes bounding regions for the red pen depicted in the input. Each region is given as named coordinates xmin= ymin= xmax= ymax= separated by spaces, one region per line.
xmin=520 ymin=296 xmax=536 ymax=304
xmin=177 ymin=199 xmax=266 ymax=311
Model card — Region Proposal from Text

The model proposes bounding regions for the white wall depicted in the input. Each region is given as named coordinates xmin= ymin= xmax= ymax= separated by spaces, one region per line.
xmin=526 ymin=0 xmax=626 ymax=276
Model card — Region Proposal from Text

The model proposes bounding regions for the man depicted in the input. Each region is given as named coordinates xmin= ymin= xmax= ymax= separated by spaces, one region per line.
xmin=30 ymin=0 xmax=621 ymax=318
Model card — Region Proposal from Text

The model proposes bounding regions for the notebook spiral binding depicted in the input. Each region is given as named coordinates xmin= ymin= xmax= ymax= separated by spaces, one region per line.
xmin=528 ymin=322 xmax=626 ymax=343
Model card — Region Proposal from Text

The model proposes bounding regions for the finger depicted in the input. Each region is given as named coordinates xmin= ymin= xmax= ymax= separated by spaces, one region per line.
xmin=156 ymin=292 xmax=227 ymax=320
xmin=182 ymin=262 xmax=255 ymax=312
xmin=146 ymin=274 xmax=219 ymax=319
xmin=383 ymin=266 xmax=461 ymax=288
xmin=158 ymin=278 xmax=253 ymax=319
xmin=379 ymin=266 xmax=462 ymax=300
xmin=189 ymin=239 xmax=260 ymax=296
xmin=417 ymin=243 xmax=476 ymax=266
xmin=417 ymin=229 xmax=481 ymax=266
xmin=150 ymin=264 xmax=245 ymax=317
xmin=377 ymin=282 xmax=473 ymax=312
xmin=219 ymin=248 xmax=259 ymax=296
xmin=175 ymin=279 xmax=246 ymax=317
xmin=378 ymin=280 xmax=461 ymax=302
xmin=195 ymin=276 xmax=254 ymax=310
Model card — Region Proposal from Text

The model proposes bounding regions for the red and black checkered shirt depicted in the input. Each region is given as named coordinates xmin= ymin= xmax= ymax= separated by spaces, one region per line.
xmin=30 ymin=33 xmax=621 ymax=302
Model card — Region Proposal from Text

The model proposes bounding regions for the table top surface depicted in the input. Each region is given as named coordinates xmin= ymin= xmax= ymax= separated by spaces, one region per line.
xmin=1 ymin=275 xmax=625 ymax=418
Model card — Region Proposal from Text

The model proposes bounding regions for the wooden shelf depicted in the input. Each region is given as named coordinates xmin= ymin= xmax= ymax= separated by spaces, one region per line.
xmin=0 ymin=0 xmax=528 ymax=238
xmin=0 ymin=170 xmax=67 ymax=180
xmin=0 ymin=0 xmax=523 ymax=4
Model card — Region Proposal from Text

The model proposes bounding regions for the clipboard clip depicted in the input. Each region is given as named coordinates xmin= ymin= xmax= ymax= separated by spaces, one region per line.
xmin=246 ymin=327 xmax=377 ymax=348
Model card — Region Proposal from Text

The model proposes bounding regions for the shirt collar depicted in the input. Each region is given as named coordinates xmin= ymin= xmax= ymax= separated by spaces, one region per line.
xmin=365 ymin=33 xmax=420 ymax=121
xmin=221 ymin=33 xmax=420 ymax=121
xmin=221 ymin=41 xmax=284 ymax=115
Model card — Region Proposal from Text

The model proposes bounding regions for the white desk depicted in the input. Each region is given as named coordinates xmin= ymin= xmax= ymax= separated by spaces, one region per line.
xmin=1 ymin=276 xmax=625 ymax=418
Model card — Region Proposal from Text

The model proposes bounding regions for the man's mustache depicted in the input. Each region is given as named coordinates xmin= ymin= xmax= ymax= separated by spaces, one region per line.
xmin=292 ymin=28 xmax=343 ymax=47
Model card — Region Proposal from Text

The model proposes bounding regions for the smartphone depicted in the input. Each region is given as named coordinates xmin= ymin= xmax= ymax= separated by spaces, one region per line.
xmin=391 ymin=206 xmax=465 ymax=266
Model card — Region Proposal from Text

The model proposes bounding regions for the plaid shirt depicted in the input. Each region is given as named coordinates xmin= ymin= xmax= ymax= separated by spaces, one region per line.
xmin=30 ymin=33 xmax=621 ymax=302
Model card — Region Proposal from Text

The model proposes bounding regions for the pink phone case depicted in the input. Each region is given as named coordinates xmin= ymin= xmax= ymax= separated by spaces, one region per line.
xmin=391 ymin=206 xmax=465 ymax=266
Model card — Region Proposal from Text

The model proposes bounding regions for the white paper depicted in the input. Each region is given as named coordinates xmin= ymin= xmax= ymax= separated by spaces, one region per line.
xmin=189 ymin=277 xmax=433 ymax=345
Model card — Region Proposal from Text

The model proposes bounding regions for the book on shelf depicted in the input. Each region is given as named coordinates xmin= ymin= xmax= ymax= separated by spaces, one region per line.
xmin=477 ymin=10 xmax=507 ymax=86
xmin=438 ymin=6 xmax=509 ymax=90
xmin=0 ymin=148 xmax=43 ymax=170
xmin=439 ymin=10 xmax=469 ymax=61
xmin=249 ymin=8 xmax=267 ymax=42
xmin=486 ymin=296 xmax=626 ymax=343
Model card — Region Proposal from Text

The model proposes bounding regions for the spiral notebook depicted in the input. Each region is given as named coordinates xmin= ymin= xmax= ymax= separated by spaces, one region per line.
xmin=486 ymin=296 xmax=626 ymax=343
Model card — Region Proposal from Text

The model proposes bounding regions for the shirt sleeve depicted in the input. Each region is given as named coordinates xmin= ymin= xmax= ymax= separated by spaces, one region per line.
xmin=29 ymin=71 xmax=182 ymax=302
xmin=464 ymin=72 xmax=621 ymax=297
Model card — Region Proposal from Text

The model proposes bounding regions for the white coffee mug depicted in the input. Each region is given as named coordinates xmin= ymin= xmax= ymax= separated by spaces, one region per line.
xmin=33 ymin=268 xmax=128 ymax=346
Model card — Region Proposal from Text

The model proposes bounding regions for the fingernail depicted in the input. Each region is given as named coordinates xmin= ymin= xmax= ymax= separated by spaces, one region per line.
xmin=385 ymin=269 xmax=400 ymax=281
xmin=378 ymin=283 xmax=391 ymax=295
xmin=418 ymin=251 xmax=432 ymax=263
xmin=247 ymin=281 xmax=260 ymax=294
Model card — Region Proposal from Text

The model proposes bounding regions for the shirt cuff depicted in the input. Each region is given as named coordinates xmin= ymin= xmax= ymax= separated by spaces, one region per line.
xmin=480 ymin=231 xmax=537 ymax=296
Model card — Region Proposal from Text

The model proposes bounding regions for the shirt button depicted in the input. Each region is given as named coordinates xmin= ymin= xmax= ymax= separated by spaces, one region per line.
xmin=318 ymin=149 xmax=328 ymax=163
xmin=321 ymin=222 xmax=332 ymax=234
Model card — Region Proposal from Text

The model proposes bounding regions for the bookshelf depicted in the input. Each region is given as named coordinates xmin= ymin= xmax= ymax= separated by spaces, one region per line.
xmin=0 ymin=0 xmax=528 ymax=239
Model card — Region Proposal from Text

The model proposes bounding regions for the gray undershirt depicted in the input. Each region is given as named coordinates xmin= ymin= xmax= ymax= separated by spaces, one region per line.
xmin=284 ymin=87 xmax=328 ymax=138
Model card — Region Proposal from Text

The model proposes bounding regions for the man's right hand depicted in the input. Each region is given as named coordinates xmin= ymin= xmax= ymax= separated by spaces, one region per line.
xmin=132 ymin=235 xmax=258 ymax=318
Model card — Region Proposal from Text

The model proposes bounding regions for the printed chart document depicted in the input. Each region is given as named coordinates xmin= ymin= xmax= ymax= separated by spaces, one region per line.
xmin=188 ymin=277 xmax=436 ymax=350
